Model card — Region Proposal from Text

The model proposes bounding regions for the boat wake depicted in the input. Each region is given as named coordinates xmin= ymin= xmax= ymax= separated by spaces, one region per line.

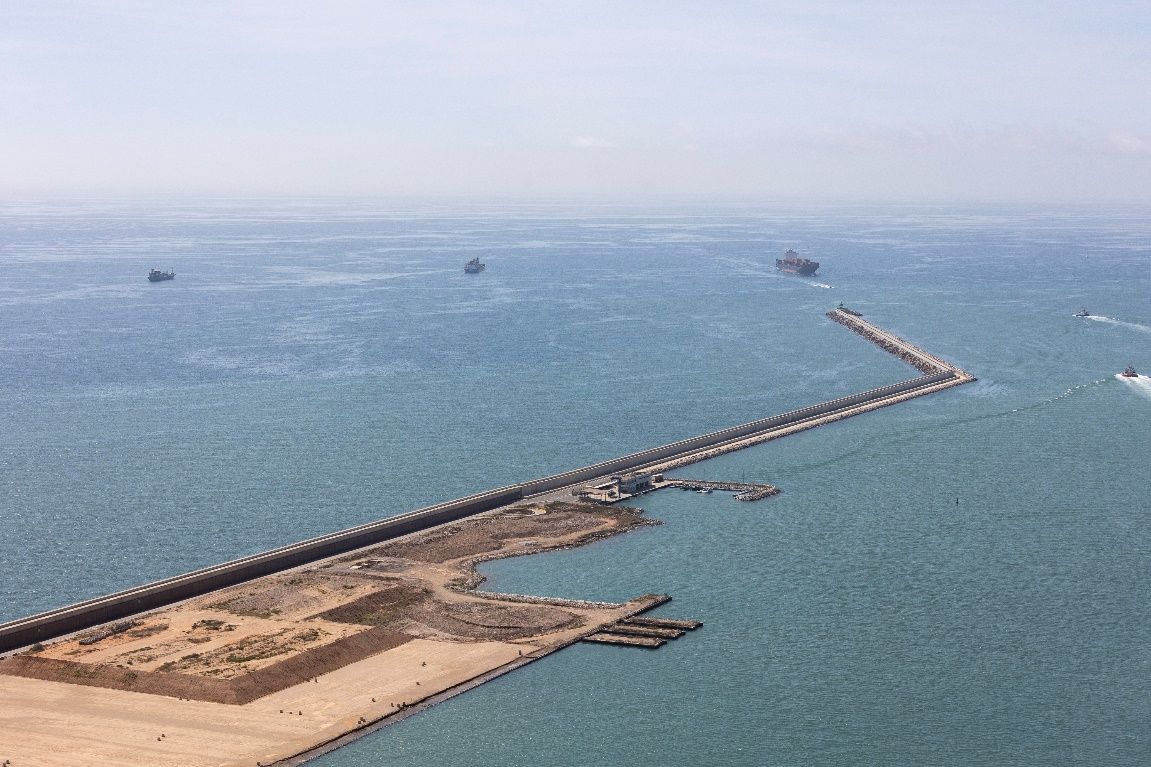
xmin=807 ymin=282 xmax=832 ymax=289
xmin=1008 ymin=379 xmax=1110 ymax=414
xmin=800 ymin=378 xmax=1112 ymax=468
xmin=1116 ymin=373 xmax=1151 ymax=400
xmin=1085 ymin=315 xmax=1151 ymax=334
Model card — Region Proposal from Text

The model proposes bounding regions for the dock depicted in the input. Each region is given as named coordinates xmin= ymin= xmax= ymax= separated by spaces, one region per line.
xmin=657 ymin=478 xmax=780 ymax=501
xmin=622 ymin=616 xmax=703 ymax=631
xmin=581 ymin=614 xmax=702 ymax=650
xmin=582 ymin=633 xmax=666 ymax=648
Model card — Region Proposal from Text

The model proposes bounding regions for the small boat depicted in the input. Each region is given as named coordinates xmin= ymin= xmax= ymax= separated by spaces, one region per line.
xmin=697 ymin=488 xmax=711 ymax=494
xmin=148 ymin=269 xmax=175 ymax=282
xmin=464 ymin=257 xmax=485 ymax=274
xmin=1121 ymin=365 xmax=1138 ymax=378
xmin=1073 ymin=308 xmax=1090 ymax=317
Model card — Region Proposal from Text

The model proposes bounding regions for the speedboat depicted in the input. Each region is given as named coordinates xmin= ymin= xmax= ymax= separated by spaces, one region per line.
xmin=1073 ymin=308 xmax=1090 ymax=317
xmin=1122 ymin=365 xmax=1138 ymax=378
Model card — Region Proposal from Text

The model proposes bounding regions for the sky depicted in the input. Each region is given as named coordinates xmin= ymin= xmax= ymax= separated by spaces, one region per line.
xmin=1 ymin=1 xmax=1149 ymax=202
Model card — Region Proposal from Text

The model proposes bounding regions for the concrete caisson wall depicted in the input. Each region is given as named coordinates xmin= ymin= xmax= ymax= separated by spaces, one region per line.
xmin=0 ymin=486 xmax=523 ymax=653
xmin=519 ymin=371 xmax=955 ymax=496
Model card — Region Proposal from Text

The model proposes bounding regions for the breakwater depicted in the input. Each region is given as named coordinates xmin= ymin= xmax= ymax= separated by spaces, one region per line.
xmin=0 ymin=487 xmax=525 ymax=653
xmin=0 ymin=307 xmax=973 ymax=655
xmin=827 ymin=306 xmax=973 ymax=377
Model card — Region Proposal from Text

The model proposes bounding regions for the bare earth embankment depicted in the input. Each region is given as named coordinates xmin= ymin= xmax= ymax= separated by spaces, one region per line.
xmin=0 ymin=502 xmax=662 ymax=767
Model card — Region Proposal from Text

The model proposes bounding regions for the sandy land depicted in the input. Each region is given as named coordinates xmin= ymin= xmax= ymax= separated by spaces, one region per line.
xmin=0 ymin=638 xmax=525 ymax=767
xmin=0 ymin=502 xmax=662 ymax=766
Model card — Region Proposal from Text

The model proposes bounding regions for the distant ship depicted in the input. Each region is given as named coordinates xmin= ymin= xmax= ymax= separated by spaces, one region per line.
xmin=148 ymin=269 xmax=175 ymax=282
xmin=464 ymin=257 xmax=485 ymax=274
xmin=1122 ymin=365 xmax=1138 ymax=378
xmin=776 ymin=249 xmax=819 ymax=276
xmin=1074 ymin=308 xmax=1090 ymax=317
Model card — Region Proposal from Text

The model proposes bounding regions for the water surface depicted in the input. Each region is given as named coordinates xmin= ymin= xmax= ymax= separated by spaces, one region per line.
xmin=1 ymin=200 xmax=1148 ymax=765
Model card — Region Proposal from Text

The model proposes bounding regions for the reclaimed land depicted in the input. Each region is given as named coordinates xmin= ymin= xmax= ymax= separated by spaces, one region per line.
xmin=0 ymin=308 xmax=974 ymax=767
xmin=0 ymin=502 xmax=665 ymax=767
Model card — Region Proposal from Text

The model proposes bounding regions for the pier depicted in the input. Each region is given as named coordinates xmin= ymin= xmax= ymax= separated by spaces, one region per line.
xmin=656 ymin=478 xmax=781 ymax=501
xmin=582 ymin=615 xmax=702 ymax=649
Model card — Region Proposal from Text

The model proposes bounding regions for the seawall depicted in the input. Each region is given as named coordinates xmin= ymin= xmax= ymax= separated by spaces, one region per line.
xmin=0 ymin=487 xmax=525 ymax=653
xmin=0 ymin=307 xmax=973 ymax=654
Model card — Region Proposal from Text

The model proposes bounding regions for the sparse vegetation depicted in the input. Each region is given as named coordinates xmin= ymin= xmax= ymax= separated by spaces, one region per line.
xmin=127 ymin=623 xmax=168 ymax=639
xmin=4 ymin=501 xmax=648 ymax=707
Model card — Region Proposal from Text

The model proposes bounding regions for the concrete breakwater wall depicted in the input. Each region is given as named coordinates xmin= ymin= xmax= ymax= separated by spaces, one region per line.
xmin=0 ymin=487 xmax=524 ymax=653
xmin=518 ymin=371 xmax=955 ymax=498
xmin=0 ymin=308 xmax=972 ymax=655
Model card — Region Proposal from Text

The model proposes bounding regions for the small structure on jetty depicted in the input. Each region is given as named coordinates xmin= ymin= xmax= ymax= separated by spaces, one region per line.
xmin=573 ymin=471 xmax=656 ymax=503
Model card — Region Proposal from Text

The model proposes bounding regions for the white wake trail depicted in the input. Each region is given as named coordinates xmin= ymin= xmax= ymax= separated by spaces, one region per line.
xmin=1008 ymin=379 xmax=1109 ymax=413
xmin=1085 ymin=315 xmax=1151 ymax=334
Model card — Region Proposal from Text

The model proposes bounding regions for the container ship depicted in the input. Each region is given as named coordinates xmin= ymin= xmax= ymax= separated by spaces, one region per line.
xmin=776 ymin=249 xmax=819 ymax=276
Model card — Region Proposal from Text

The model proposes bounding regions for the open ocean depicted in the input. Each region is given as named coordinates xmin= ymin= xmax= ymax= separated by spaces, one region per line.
xmin=1 ymin=199 xmax=1148 ymax=766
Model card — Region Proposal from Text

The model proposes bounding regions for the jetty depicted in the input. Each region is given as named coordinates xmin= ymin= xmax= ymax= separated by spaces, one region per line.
xmin=0 ymin=307 xmax=973 ymax=767
xmin=657 ymin=478 xmax=780 ymax=501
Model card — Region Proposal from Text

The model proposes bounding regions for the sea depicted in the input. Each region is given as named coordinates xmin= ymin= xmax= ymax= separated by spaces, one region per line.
xmin=1 ymin=199 xmax=1148 ymax=766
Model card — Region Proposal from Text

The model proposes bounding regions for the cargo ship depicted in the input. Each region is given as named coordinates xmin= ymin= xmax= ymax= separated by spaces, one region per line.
xmin=147 ymin=269 xmax=175 ymax=282
xmin=776 ymin=249 xmax=819 ymax=276
xmin=464 ymin=257 xmax=485 ymax=274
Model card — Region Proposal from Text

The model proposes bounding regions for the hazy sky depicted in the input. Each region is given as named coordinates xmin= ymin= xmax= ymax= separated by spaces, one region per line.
xmin=2 ymin=1 xmax=1149 ymax=201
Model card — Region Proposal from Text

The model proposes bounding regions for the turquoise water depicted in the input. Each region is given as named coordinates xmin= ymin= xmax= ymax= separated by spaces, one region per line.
xmin=1 ymin=200 xmax=1148 ymax=765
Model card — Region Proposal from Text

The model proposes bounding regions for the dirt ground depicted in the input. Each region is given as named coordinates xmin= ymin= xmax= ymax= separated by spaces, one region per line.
xmin=3 ymin=502 xmax=653 ymax=701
